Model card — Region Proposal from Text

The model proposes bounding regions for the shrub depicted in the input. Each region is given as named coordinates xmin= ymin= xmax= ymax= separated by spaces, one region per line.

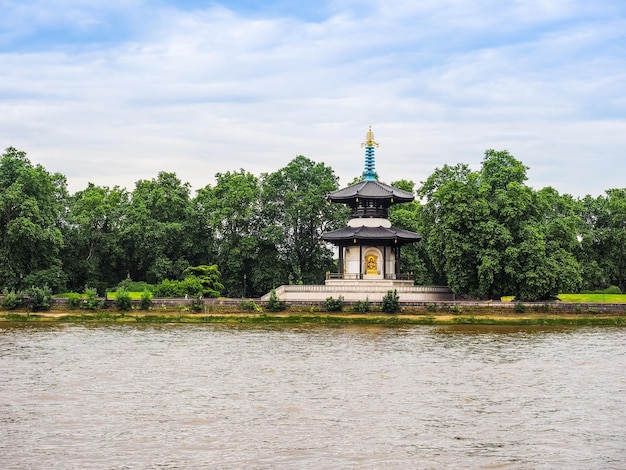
xmin=266 ymin=289 xmax=287 ymax=312
xmin=84 ymin=287 xmax=100 ymax=310
xmin=189 ymin=298 xmax=204 ymax=313
xmin=1 ymin=289 xmax=23 ymax=310
xmin=25 ymin=286 xmax=53 ymax=312
xmin=140 ymin=290 xmax=153 ymax=310
xmin=325 ymin=296 xmax=344 ymax=312
xmin=604 ymin=285 xmax=622 ymax=294
xmin=353 ymin=299 xmax=370 ymax=313
xmin=115 ymin=288 xmax=132 ymax=311
xmin=66 ymin=292 xmax=82 ymax=309
xmin=23 ymin=266 xmax=67 ymax=293
xmin=155 ymin=277 xmax=204 ymax=298
xmin=239 ymin=300 xmax=258 ymax=311
xmin=117 ymin=279 xmax=155 ymax=293
xmin=381 ymin=289 xmax=400 ymax=313
xmin=514 ymin=302 xmax=525 ymax=313
xmin=426 ymin=303 xmax=436 ymax=312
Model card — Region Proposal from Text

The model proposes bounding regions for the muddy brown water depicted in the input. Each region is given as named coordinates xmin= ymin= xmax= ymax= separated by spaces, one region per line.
xmin=1 ymin=323 xmax=625 ymax=469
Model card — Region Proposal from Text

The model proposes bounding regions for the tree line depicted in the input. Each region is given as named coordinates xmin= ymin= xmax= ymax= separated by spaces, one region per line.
xmin=1 ymin=146 xmax=624 ymax=301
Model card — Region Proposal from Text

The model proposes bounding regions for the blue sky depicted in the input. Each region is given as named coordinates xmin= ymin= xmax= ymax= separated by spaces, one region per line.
xmin=1 ymin=0 xmax=625 ymax=197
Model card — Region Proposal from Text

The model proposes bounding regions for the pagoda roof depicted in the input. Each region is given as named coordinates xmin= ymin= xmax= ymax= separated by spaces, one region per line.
xmin=327 ymin=180 xmax=414 ymax=204
xmin=322 ymin=225 xmax=421 ymax=246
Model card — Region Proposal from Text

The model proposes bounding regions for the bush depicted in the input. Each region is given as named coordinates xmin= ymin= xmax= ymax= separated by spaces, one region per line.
xmin=140 ymin=290 xmax=153 ymax=310
xmin=115 ymin=288 xmax=132 ymax=311
xmin=325 ymin=296 xmax=344 ymax=312
xmin=25 ymin=286 xmax=53 ymax=312
xmin=67 ymin=292 xmax=82 ymax=309
xmin=353 ymin=299 xmax=370 ymax=313
xmin=23 ymin=266 xmax=67 ymax=294
xmin=155 ymin=277 xmax=204 ymax=298
xmin=1 ymin=289 xmax=23 ymax=310
xmin=189 ymin=298 xmax=204 ymax=313
xmin=84 ymin=287 xmax=100 ymax=310
xmin=514 ymin=302 xmax=525 ymax=313
xmin=266 ymin=289 xmax=286 ymax=312
xmin=381 ymin=289 xmax=400 ymax=313
xmin=604 ymin=285 xmax=622 ymax=294
xmin=117 ymin=279 xmax=155 ymax=293
xmin=239 ymin=300 xmax=258 ymax=311
xmin=426 ymin=303 xmax=436 ymax=312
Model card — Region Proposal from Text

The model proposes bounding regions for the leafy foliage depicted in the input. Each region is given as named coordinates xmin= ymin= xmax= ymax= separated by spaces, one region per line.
xmin=266 ymin=289 xmax=287 ymax=312
xmin=140 ymin=290 xmax=153 ymax=310
xmin=261 ymin=156 xmax=348 ymax=287
xmin=155 ymin=277 xmax=203 ymax=298
xmin=1 ymin=146 xmax=625 ymax=301
xmin=1 ymin=289 xmax=23 ymax=310
xmin=66 ymin=292 xmax=82 ymax=309
xmin=0 ymin=147 xmax=66 ymax=291
xmin=25 ymin=285 xmax=52 ymax=311
xmin=238 ymin=300 xmax=259 ymax=311
xmin=183 ymin=265 xmax=223 ymax=298
xmin=115 ymin=287 xmax=132 ymax=311
xmin=325 ymin=296 xmax=344 ymax=312
xmin=381 ymin=289 xmax=400 ymax=313
xmin=84 ymin=287 xmax=100 ymax=310
xmin=418 ymin=150 xmax=581 ymax=301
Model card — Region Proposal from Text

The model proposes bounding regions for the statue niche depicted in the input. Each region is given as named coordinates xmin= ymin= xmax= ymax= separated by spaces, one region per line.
xmin=366 ymin=254 xmax=378 ymax=275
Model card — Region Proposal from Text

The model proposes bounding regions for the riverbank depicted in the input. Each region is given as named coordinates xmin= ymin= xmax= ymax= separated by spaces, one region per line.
xmin=2 ymin=307 xmax=625 ymax=326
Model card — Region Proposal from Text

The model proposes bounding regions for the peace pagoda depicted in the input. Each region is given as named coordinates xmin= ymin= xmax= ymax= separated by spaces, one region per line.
xmin=263 ymin=127 xmax=454 ymax=303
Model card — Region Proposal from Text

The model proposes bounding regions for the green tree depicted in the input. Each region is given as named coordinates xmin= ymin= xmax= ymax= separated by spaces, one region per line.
xmin=578 ymin=189 xmax=626 ymax=292
xmin=194 ymin=170 xmax=260 ymax=297
xmin=183 ymin=265 xmax=224 ymax=298
xmin=120 ymin=172 xmax=193 ymax=283
xmin=261 ymin=156 xmax=348 ymax=286
xmin=61 ymin=183 xmax=129 ymax=291
xmin=418 ymin=150 xmax=581 ymax=300
xmin=0 ymin=147 xmax=66 ymax=291
xmin=389 ymin=180 xmax=438 ymax=285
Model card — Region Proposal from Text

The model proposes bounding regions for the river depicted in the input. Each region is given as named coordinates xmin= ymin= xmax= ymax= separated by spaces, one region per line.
xmin=1 ymin=323 xmax=624 ymax=469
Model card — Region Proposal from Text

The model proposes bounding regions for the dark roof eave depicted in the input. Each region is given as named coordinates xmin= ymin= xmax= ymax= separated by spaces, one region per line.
xmin=322 ymin=225 xmax=421 ymax=245
xmin=327 ymin=180 xmax=414 ymax=203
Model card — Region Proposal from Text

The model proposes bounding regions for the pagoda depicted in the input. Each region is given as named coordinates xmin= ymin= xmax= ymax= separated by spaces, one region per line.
xmin=322 ymin=126 xmax=421 ymax=281
xmin=261 ymin=127 xmax=454 ymax=303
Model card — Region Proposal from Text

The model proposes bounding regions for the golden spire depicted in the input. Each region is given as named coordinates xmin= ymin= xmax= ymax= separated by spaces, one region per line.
xmin=361 ymin=125 xmax=379 ymax=148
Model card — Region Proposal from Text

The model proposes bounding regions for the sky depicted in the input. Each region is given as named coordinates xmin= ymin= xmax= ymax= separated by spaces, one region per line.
xmin=1 ymin=0 xmax=625 ymax=197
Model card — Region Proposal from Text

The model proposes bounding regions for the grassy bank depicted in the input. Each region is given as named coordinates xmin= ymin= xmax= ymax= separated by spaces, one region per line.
xmin=2 ymin=308 xmax=625 ymax=327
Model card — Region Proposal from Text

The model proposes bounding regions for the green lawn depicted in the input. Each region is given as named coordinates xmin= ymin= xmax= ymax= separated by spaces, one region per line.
xmin=56 ymin=291 xmax=148 ymax=300
xmin=558 ymin=293 xmax=626 ymax=303
xmin=502 ymin=293 xmax=626 ymax=303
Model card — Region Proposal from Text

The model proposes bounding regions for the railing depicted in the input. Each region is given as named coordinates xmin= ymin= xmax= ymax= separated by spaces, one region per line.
xmin=326 ymin=272 xmax=414 ymax=281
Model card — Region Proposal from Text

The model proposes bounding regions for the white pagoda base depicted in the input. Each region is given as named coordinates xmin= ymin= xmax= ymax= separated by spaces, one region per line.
xmin=261 ymin=280 xmax=454 ymax=303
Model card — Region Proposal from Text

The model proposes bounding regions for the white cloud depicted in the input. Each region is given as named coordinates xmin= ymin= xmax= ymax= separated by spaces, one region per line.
xmin=0 ymin=0 xmax=624 ymax=197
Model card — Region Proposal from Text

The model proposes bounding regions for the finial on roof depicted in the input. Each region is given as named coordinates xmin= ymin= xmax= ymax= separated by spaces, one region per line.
xmin=361 ymin=125 xmax=379 ymax=149
xmin=361 ymin=126 xmax=378 ymax=181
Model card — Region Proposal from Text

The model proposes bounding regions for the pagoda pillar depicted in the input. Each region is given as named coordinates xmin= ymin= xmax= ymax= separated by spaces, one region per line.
xmin=383 ymin=246 xmax=387 ymax=279
xmin=338 ymin=246 xmax=344 ymax=276
xmin=359 ymin=245 xmax=363 ymax=279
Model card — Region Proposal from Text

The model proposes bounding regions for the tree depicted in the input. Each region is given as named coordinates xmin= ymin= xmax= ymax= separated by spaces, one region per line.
xmin=418 ymin=150 xmax=581 ymax=300
xmin=194 ymin=170 xmax=260 ymax=297
xmin=120 ymin=172 xmax=193 ymax=283
xmin=578 ymin=189 xmax=626 ymax=292
xmin=183 ymin=264 xmax=224 ymax=298
xmin=0 ymin=147 xmax=66 ymax=291
xmin=261 ymin=156 xmax=348 ymax=286
xmin=61 ymin=183 xmax=129 ymax=292
xmin=389 ymin=180 xmax=439 ymax=285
